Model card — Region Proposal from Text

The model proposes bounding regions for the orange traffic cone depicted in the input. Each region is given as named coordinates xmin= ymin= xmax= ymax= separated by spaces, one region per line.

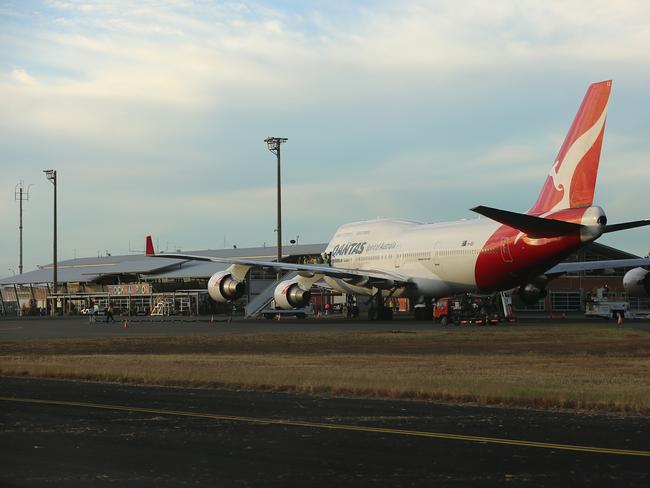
xmin=122 ymin=320 xmax=129 ymax=329
xmin=617 ymin=314 xmax=623 ymax=327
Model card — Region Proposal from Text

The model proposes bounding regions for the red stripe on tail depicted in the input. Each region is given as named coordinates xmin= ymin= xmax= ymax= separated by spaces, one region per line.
xmin=145 ymin=235 xmax=155 ymax=256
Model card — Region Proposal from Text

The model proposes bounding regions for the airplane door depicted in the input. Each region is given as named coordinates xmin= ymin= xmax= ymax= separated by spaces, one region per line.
xmin=500 ymin=238 xmax=513 ymax=263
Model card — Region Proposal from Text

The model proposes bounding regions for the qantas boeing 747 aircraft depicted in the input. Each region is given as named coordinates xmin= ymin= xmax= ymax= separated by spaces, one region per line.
xmin=155 ymin=81 xmax=650 ymax=319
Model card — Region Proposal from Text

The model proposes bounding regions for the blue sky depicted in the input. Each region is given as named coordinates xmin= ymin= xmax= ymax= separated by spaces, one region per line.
xmin=1 ymin=0 xmax=650 ymax=276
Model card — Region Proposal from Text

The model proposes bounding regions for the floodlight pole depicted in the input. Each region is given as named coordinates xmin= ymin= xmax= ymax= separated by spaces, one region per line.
xmin=44 ymin=170 xmax=57 ymax=296
xmin=264 ymin=137 xmax=288 ymax=279
xmin=15 ymin=182 xmax=32 ymax=275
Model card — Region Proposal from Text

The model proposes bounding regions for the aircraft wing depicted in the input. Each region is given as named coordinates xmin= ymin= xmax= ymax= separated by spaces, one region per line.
xmin=546 ymin=258 xmax=650 ymax=275
xmin=155 ymin=253 xmax=412 ymax=285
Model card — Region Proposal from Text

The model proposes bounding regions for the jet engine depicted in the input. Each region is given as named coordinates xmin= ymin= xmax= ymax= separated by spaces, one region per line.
xmin=207 ymin=271 xmax=245 ymax=302
xmin=623 ymin=267 xmax=650 ymax=297
xmin=517 ymin=275 xmax=549 ymax=305
xmin=274 ymin=280 xmax=311 ymax=309
xmin=518 ymin=282 xmax=548 ymax=305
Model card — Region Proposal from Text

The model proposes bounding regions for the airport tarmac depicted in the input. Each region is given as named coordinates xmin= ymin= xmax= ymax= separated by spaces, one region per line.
xmin=1 ymin=314 xmax=649 ymax=340
xmin=1 ymin=376 xmax=649 ymax=487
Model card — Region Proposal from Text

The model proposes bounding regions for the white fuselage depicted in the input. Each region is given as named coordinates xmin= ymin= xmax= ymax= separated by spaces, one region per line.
xmin=323 ymin=218 xmax=500 ymax=297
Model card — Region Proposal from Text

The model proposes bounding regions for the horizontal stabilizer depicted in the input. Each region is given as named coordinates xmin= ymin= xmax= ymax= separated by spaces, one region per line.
xmin=548 ymin=258 xmax=650 ymax=275
xmin=604 ymin=220 xmax=650 ymax=233
xmin=470 ymin=205 xmax=586 ymax=238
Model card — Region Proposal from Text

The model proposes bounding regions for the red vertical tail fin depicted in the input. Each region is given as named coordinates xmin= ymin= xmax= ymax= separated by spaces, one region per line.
xmin=529 ymin=80 xmax=612 ymax=215
xmin=145 ymin=235 xmax=155 ymax=256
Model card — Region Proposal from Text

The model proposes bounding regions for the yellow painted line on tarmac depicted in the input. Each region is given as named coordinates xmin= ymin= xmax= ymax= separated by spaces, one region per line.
xmin=2 ymin=396 xmax=649 ymax=458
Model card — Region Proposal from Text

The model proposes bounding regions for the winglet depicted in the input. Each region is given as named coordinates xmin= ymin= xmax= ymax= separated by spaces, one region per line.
xmin=145 ymin=235 xmax=155 ymax=256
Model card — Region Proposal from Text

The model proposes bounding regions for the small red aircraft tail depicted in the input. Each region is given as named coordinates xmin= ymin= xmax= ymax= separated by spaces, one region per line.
xmin=145 ymin=235 xmax=155 ymax=256
xmin=529 ymin=80 xmax=611 ymax=215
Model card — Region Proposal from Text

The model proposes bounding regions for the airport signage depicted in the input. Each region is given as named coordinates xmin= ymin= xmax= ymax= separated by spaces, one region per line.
xmin=107 ymin=283 xmax=151 ymax=296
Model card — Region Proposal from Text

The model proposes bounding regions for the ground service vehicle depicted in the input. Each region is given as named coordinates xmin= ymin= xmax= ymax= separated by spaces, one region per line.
xmin=434 ymin=293 xmax=513 ymax=325
xmin=584 ymin=300 xmax=629 ymax=319
xmin=263 ymin=304 xmax=314 ymax=320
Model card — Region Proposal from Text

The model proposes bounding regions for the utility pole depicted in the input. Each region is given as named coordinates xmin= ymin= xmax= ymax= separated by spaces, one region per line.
xmin=15 ymin=181 xmax=32 ymax=275
xmin=264 ymin=137 xmax=288 ymax=279
xmin=43 ymin=170 xmax=57 ymax=296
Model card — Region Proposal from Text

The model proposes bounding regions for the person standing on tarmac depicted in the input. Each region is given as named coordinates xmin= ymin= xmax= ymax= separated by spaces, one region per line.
xmin=90 ymin=303 xmax=99 ymax=324
xmin=105 ymin=305 xmax=115 ymax=323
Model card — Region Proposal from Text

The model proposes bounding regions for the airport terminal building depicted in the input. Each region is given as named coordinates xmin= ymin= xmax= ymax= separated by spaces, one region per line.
xmin=0 ymin=241 xmax=647 ymax=317
xmin=0 ymin=244 xmax=327 ymax=317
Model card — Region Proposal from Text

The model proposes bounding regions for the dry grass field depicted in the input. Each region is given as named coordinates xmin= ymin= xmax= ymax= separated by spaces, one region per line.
xmin=1 ymin=325 xmax=649 ymax=414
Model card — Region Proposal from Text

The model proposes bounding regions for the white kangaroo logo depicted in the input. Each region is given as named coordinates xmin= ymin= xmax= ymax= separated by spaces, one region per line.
xmin=547 ymin=102 xmax=609 ymax=213
xmin=515 ymin=101 xmax=609 ymax=244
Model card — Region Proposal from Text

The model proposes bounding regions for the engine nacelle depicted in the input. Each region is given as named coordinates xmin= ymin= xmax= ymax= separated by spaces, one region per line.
xmin=623 ymin=267 xmax=650 ymax=297
xmin=207 ymin=271 xmax=245 ymax=302
xmin=518 ymin=282 xmax=548 ymax=305
xmin=273 ymin=280 xmax=311 ymax=309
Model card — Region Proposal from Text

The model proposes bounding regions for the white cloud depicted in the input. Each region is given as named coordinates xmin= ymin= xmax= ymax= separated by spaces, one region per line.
xmin=3 ymin=0 xmax=649 ymax=138
xmin=9 ymin=68 xmax=37 ymax=85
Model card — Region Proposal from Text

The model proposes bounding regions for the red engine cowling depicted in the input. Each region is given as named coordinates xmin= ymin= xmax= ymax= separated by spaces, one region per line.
xmin=208 ymin=271 xmax=245 ymax=302
xmin=623 ymin=267 xmax=650 ymax=297
xmin=273 ymin=280 xmax=311 ymax=309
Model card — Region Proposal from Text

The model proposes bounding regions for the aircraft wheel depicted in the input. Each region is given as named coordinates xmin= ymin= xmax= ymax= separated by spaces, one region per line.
xmin=380 ymin=307 xmax=393 ymax=321
xmin=414 ymin=306 xmax=433 ymax=321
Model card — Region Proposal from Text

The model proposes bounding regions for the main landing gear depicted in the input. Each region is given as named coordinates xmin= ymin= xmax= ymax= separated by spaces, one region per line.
xmin=414 ymin=296 xmax=433 ymax=321
xmin=367 ymin=290 xmax=394 ymax=321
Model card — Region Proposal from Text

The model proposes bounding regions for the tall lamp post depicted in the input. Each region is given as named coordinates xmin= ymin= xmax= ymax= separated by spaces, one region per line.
xmin=264 ymin=137 xmax=288 ymax=279
xmin=43 ymin=170 xmax=57 ymax=296
xmin=15 ymin=181 xmax=32 ymax=275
